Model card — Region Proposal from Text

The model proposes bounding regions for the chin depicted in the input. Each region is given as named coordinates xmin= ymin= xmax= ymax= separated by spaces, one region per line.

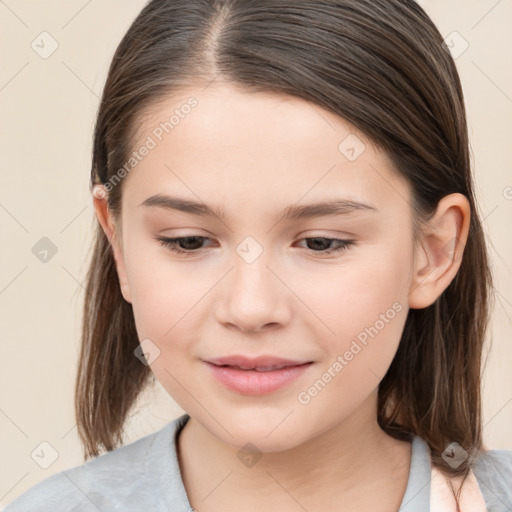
xmin=212 ymin=413 xmax=306 ymax=452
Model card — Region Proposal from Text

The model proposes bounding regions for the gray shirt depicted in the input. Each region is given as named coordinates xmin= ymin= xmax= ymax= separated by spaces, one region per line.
xmin=3 ymin=413 xmax=512 ymax=511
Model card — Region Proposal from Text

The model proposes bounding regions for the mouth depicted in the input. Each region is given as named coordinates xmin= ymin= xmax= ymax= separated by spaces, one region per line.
xmin=211 ymin=363 xmax=309 ymax=372
xmin=204 ymin=354 xmax=314 ymax=370
xmin=203 ymin=361 xmax=314 ymax=395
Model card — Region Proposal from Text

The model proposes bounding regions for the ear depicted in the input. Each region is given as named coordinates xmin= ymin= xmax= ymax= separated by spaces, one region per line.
xmin=408 ymin=193 xmax=471 ymax=309
xmin=92 ymin=185 xmax=132 ymax=304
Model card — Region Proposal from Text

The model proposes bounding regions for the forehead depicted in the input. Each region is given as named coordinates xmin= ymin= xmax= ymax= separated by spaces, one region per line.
xmin=123 ymin=84 xmax=411 ymax=217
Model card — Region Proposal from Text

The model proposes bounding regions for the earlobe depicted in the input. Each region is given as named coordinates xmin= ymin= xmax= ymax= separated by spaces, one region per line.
xmin=408 ymin=193 xmax=471 ymax=309
xmin=92 ymin=185 xmax=132 ymax=304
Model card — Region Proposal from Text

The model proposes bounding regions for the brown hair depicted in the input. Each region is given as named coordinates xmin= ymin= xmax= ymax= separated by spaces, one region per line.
xmin=76 ymin=0 xmax=494 ymax=502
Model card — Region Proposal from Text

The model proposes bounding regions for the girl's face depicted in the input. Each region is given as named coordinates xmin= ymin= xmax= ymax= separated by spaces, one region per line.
xmin=104 ymin=84 xmax=422 ymax=450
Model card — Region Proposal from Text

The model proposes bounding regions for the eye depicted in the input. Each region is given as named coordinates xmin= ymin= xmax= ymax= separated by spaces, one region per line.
xmin=154 ymin=235 xmax=356 ymax=256
xmin=296 ymin=237 xmax=356 ymax=255
xmin=154 ymin=235 xmax=214 ymax=254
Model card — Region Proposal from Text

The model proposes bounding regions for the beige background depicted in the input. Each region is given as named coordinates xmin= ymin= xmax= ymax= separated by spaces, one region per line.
xmin=1 ymin=0 xmax=511 ymax=507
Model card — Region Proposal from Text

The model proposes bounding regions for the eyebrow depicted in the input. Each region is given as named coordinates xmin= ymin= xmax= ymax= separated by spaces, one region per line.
xmin=138 ymin=194 xmax=378 ymax=221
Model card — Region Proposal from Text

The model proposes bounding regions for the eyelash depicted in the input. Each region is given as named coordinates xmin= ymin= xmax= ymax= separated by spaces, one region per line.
xmin=154 ymin=235 xmax=356 ymax=256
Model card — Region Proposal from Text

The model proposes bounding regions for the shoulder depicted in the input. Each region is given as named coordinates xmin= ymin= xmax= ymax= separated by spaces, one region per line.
xmin=472 ymin=446 xmax=512 ymax=509
xmin=3 ymin=418 xmax=182 ymax=512
xmin=2 ymin=470 xmax=97 ymax=512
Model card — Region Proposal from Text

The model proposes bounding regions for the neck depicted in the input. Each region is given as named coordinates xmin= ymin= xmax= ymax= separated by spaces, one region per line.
xmin=177 ymin=391 xmax=412 ymax=511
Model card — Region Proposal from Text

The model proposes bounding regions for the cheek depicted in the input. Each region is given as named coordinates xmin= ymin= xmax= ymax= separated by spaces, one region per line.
xmin=124 ymin=249 xmax=207 ymax=406
xmin=125 ymin=225 xmax=412 ymax=356
xmin=295 ymin=270 xmax=409 ymax=425
xmin=121 ymin=239 xmax=196 ymax=341
xmin=296 ymin=244 xmax=411 ymax=382
xmin=296 ymin=245 xmax=410 ymax=334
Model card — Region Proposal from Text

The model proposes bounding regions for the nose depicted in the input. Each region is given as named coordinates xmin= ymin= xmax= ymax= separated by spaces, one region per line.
xmin=214 ymin=250 xmax=291 ymax=334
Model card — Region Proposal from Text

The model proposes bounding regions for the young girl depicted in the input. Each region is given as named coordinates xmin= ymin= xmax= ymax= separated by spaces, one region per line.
xmin=5 ymin=1 xmax=512 ymax=511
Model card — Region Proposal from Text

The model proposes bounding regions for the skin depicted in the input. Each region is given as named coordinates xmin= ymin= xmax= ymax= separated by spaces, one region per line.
xmin=93 ymin=83 xmax=470 ymax=511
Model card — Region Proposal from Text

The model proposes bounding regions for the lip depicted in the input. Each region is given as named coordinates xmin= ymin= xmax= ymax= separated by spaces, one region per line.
xmin=203 ymin=359 xmax=314 ymax=395
xmin=204 ymin=354 xmax=312 ymax=369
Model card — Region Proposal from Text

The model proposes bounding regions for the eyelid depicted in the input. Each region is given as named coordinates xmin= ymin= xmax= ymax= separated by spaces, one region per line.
xmin=154 ymin=233 xmax=357 ymax=257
